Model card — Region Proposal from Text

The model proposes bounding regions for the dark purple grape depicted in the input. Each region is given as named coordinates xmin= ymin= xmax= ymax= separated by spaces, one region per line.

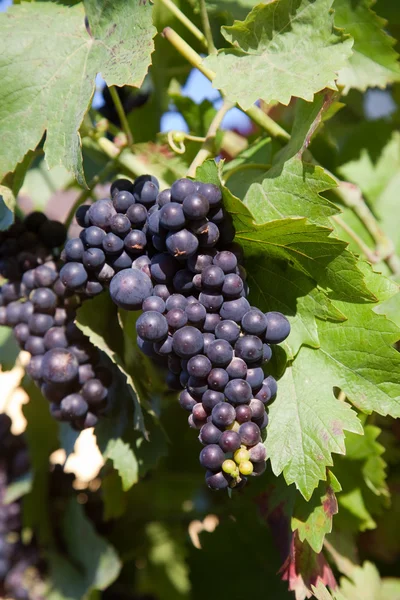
xmin=179 ymin=389 xmax=197 ymax=412
xmin=126 ymin=203 xmax=147 ymax=228
xmin=238 ymin=422 xmax=261 ymax=446
xmin=34 ymin=264 xmax=58 ymax=287
xmin=166 ymin=229 xmax=199 ymax=259
xmin=102 ymin=232 xmax=124 ymax=255
xmin=82 ymin=247 xmax=106 ymax=270
xmin=198 ymin=221 xmax=220 ymax=248
xmin=201 ymin=265 xmax=225 ymax=290
xmin=254 ymin=412 xmax=269 ymax=429
xmin=205 ymin=470 xmax=229 ymax=490
xmin=133 ymin=174 xmax=159 ymax=189
xmin=264 ymin=375 xmax=277 ymax=398
xmin=60 ymin=393 xmax=88 ymax=419
xmin=242 ymin=309 xmax=268 ymax=336
xmin=64 ymin=238 xmax=85 ymax=261
xmin=249 ymin=442 xmax=267 ymax=463
xmin=109 ymin=251 xmax=132 ymax=271
xmin=123 ymin=230 xmax=146 ymax=254
xmin=201 ymin=314 xmax=220 ymax=334
xmin=112 ymin=190 xmax=135 ymax=213
xmin=157 ymin=189 xmax=171 ymax=206
xmin=60 ymin=262 xmax=88 ymax=290
xmin=187 ymin=354 xmax=212 ymax=378
xmin=207 ymin=368 xmax=229 ymax=391
xmin=53 ymin=307 xmax=67 ymax=327
xmin=171 ymin=178 xmax=196 ymax=203
xmin=187 ymin=375 xmax=208 ymax=398
xmin=172 ymin=326 xmax=204 ymax=358
xmin=88 ymin=199 xmax=116 ymax=229
xmin=166 ymin=307 xmax=187 ymax=329
xmin=147 ymin=210 xmax=161 ymax=236
xmin=30 ymin=287 xmax=57 ymax=313
xmin=109 ymin=268 xmax=153 ymax=310
xmin=111 ymin=178 xmax=133 ymax=197
xmin=255 ymin=383 xmax=272 ymax=404
xmin=211 ymin=402 xmax=235 ymax=427
xmin=21 ymin=270 xmax=36 ymax=291
xmin=159 ymin=202 xmax=186 ymax=231
xmin=165 ymin=293 xmax=187 ymax=311
xmin=185 ymin=302 xmax=206 ymax=325
xmin=215 ymin=319 xmax=240 ymax=343
xmin=220 ymin=297 xmax=250 ymax=322
xmin=5 ymin=301 xmax=21 ymax=326
xmin=19 ymin=301 xmax=34 ymax=324
xmin=199 ymin=422 xmax=221 ymax=445
xmin=235 ymin=404 xmax=252 ymax=424
xmin=110 ymin=213 xmax=131 ymax=236
xmin=187 ymin=249 xmax=216 ymax=274
xmin=199 ymin=292 xmax=224 ymax=313
xmin=234 ymin=335 xmax=263 ymax=364
xmin=76 ymin=411 xmax=98 ymax=429
xmin=26 ymin=355 xmax=43 ymax=380
xmin=226 ymin=357 xmax=247 ymax=379
xmin=182 ymin=192 xmax=209 ymax=220
xmin=206 ymin=339 xmax=233 ymax=367
xmin=153 ymin=284 xmax=171 ymax=301
xmin=246 ymin=368 xmax=264 ymax=391
xmin=173 ymin=269 xmax=193 ymax=294
xmin=154 ymin=334 xmax=173 ymax=355
xmin=97 ymin=263 xmax=115 ymax=283
xmin=249 ymin=399 xmax=265 ymax=420
xmin=221 ymin=273 xmax=244 ymax=299
xmin=142 ymin=295 xmax=166 ymax=313
xmin=265 ymin=311 xmax=291 ymax=343
xmin=136 ymin=311 xmax=168 ymax=342
xmin=219 ymin=430 xmax=241 ymax=452
xmin=41 ymin=348 xmax=80 ymax=384
xmin=25 ymin=336 xmax=46 ymax=356
xmin=78 ymin=363 xmax=96 ymax=385
xmin=263 ymin=343 xmax=272 ymax=363
xmin=134 ymin=180 xmax=159 ymax=206
xmin=41 ymin=381 xmax=71 ymax=404
xmin=197 ymin=183 xmax=222 ymax=207
xmin=224 ymin=379 xmax=252 ymax=404
xmin=81 ymin=378 xmax=107 ymax=407
xmin=28 ymin=313 xmax=54 ymax=336
xmin=13 ymin=322 xmax=30 ymax=345
xmin=202 ymin=389 xmax=224 ymax=411
xmin=199 ymin=444 xmax=225 ymax=471
xmin=193 ymin=402 xmax=208 ymax=421
xmin=80 ymin=226 xmax=106 ymax=248
xmin=208 ymin=206 xmax=226 ymax=224
xmin=53 ymin=278 xmax=67 ymax=298
xmin=43 ymin=327 xmax=68 ymax=350
xmin=76 ymin=205 xmax=91 ymax=227
xmin=150 ymin=253 xmax=180 ymax=284
xmin=189 ymin=413 xmax=206 ymax=429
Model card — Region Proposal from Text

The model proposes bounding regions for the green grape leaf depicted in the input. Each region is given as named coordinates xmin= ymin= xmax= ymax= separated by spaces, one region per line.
xmin=338 ymin=561 xmax=400 ymax=600
xmin=0 ymin=1 xmax=156 ymax=185
xmin=0 ymin=326 xmax=20 ymax=371
xmin=334 ymin=0 xmax=400 ymax=93
xmin=204 ymin=0 xmax=353 ymax=109
xmin=266 ymin=346 xmax=363 ymax=500
xmin=102 ymin=470 xmax=127 ymax=521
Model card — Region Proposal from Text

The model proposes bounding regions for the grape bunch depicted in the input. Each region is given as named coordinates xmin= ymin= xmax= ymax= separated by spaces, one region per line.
xmin=0 ymin=414 xmax=43 ymax=600
xmin=0 ymin=216 xmax=112 ymax=431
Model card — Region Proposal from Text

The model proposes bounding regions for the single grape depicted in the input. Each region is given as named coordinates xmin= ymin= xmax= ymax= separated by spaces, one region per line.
xmin=238 ymin=422 xmax=261 ymax=446
xmin=78 ymin=364 xmax=96 ymax=385
xmin=5 ymin=301 xmax=21 ymax=326
xmin=219 ymin=430 xmax=241 ymax=452
xmin=134 ymin=180 xmax=159 ymax=206
xmin=198 ymin=221 xmax=220 ymax=248
xmin=221 ymin=273 xmax=244 ymax=299
xmin=19 ymin=301 xmax=34 ymax=324
xmin=25 ymin=335 xmax=46 ymax=355
xmin=239 ymin=460 xmax=253 ymax=476
xmin=111 ymin=178 xmax=133 ymax=197
xmin=263 ymin=375 xmax=278 ymax=398
xmin=34 ymin=264 xmax=58 ymax=288
xmin=172 ymin=326 xmax=204 ymax=358
xmin=249 ymin=399 xmax=265 ymax=420
xmin=252 ymin=461 xmax=266 ymax=477
xmin=110 ymin=213 xmax=131 ymax=236
xmin=189 ymin=412 xmax=206 ymax=429
xmin=205 ymin=470 xmax=229 ymax=490
xmin=226 ymin=357 xmax=247 ymax=379
xmin=60 ymin=262 xmax=88 ymax=290
xmin=206 ymin=339 xmax=233 ymax=367
xmin=246 ymin=368 xmax=264 ymax=391
xmin=88 ymin=199 xmax=116 ymax=229
xmin=235 ymin=404 xmax=252 ymax=424
xmin=173 ymin=269 xmax=194 ymax=294
xmin=182 ymin=192 xmax=209 ymax=220
xmin=109 ymin=251 xmax=132 ymax=271
xmin=187 ymin=354 xmax=212 ymax=378
xmin=199 ymin=292 xmax=224 ymax=313
xmin=233 ymin=447 xmax=250 ymax=464
xmin=112 ymin=190 xmax=135 ymax=213
xmin=81 ymin=378 xmax=107 ymax=407
xmin=255 ymin=383 xmax=272 ymax=404
xmin=82 ymin=247 xmax=106 ymax=270
xmin=80 ymin=225 xmax=106 ymax=248
xmin=215 ymin=319 xmax=240 ymax=344
xmin=64 ymin=238 xmax=85 ymax=261
xmin=154 ymin=334 xmax=173 ymax=355
xmin=126 ymin=203 xmax=147 ymax=228
xmin=207 ymin=368 xmax=229 ymax=391
xmin=199 ymin=444 xmax=225 ymax=471
xmin=21 ymin=270 xmax=36 ymax=291
xmin=13 ymin=322 xmax=30 ymax=345
xmin=185 ymin=302 xmax=206 ymax=325
xmin=242 ymin=309 xmax=268 ymax=336
xmin=153 ymin=284 xmax=172 ymax=301
xmin=220 ymin=297 xmax=250 ymax=322
xmin=157 ymin=189 xmax=171 ymax=207
xmin=150 ymin=253 xmax=180 ymax=284
xmin=192 ymin=403 xmax=208 ymax=421
xmin=265 ymin=311 xmax=291 ymax=344
xmin=26 ymin=355 xmax=43 ymax=381
xmin=165 ymin=293 xmax=187 ymax=311
xmin=133 ymin=174 xmax=159 ymax=189
xmin=166 ymin=307 xmax=188 ymax=329
xmin=197 ymin=183 xmax=222 ymax=207
xmin=199 ymin=422 xmax=222 ymax=445
xmin=166 ymin=229 xmax=199 ymax=259
xmin=187 ymin=249 xmax=216 ymax=274
xmin=109 ymin=268 xmax=153 ymax=310
xmin=202 ymin=389 xmax=224 ymax=412
xmin=41 ymin=381 xmax=71 ymax=404
xmin=30 ymin=288 xmax=57 ymax=313
xmin=159 ymin=202 xmax=186 ymax=231
xmin=60 ymin=393 xmax=88 ymax=420
xmin=262 ymin=343 xmax=272 ymax=363
xmin=28 ymin=313 xmax=54 ymax=336
xmin=136 ymin=311 xmax=168 ymax=342
xmin=211 ymin=402 xmax=235 ymax=427
xmin=142 ymin=295 xmax=166 ymax=313
xmin=171 ymin=178 xmax=196 ymax=203
xmin=179 ymin=389 xmax=197 ymax=412
xmin=97 ymin=263 xmax=115 ymax=283
xmin=123 ymin=229 xmax=147 ymax=254
xmin=76 ymin=205 xmax=91 ymax=227
xmin=41 ymin=348 xmax=79 ymax=384
xmin=224 ymin=379 xmax=252 ymax=404
xmin=234 ymin=335 xmax=263 ymax=364
xmin=249 ymin=442 xmax=267 ymax=463
xmin=201 ymin=265 xmax=225 ymax=290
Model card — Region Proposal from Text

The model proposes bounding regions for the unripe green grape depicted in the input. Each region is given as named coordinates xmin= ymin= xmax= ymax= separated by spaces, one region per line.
xmin=227 ymin=420 xmax=240 ymax=433
xmin=239 ymin=460 xmax=254 ymax=475
xmin=234 ymin=447 xmax=250 ymax=464
xmin=222 ymin=459 xmax=237 ymax=475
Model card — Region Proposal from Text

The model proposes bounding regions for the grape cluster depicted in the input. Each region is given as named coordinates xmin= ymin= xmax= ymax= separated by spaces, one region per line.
xmin=0 ymin=217 xmax=112 ymax=430
xmin=0 ymin=415 xmax=43 ymax=600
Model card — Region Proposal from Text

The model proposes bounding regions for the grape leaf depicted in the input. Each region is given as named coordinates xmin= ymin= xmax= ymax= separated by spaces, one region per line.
xmin=0 ymin=1 xmax=156 ymax=185
xmin=338 ymin=561 xmax=400 ymax=600
xmin=266 ymin=346 xmax=363 ymax=500
xmin=334 ymin=0 xmax=400 ymax=93
xmin=203 ymin=0 xmax=353 ymax=109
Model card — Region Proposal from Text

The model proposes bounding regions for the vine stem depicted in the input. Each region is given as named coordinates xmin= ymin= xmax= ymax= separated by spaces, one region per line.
xmin=199 ymin=0 xmax=216 ymax=54
xmin=109 ymin=86 xmax=133 ymax=146
xmin=158 ymin=0 xmax=207 ymax=48
xmin=187 ymin=99 xmax=234 ymax=177
xmin=332 ymin=215 xmax=379 ymax=264
xmin=162 ymin=27 xmax=400 ymax=274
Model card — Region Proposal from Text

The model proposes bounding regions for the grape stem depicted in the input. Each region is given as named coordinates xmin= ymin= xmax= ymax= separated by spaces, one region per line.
xmin=332 ymin=215 xmax=379 ymax=265
xmin=187 ymin=99 xmax=234 ymax=177
xmin=158 ymin=0 xmax=207 ymax=48
xmin=163 ymin=27 xmax=400 ymax=274
xmin=108 ymin=86 xmax=133 ymax=147
xmin=199 ymin=0 xmax=217 ymax=54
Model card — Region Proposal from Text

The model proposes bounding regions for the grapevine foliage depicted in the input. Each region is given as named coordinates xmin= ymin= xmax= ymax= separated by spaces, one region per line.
xmin=0 ymin=0 xmax=400 ymax=598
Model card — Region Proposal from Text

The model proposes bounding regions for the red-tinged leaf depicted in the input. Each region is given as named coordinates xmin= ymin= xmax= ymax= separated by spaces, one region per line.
xmin=280 ymin=532 xmax=337 ymax=600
